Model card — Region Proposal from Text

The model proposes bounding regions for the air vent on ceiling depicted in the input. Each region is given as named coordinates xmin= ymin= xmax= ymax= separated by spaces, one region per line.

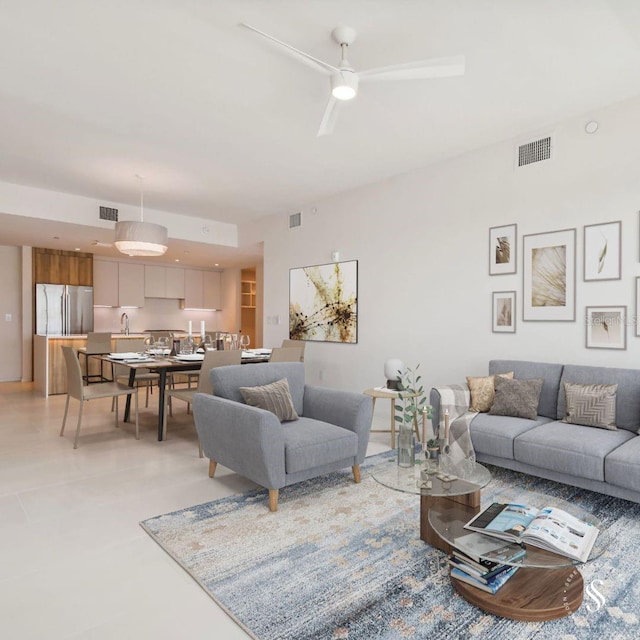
xmin=99 ymin=206 xmax=119 ymax=221
xmin=289 ymin=212 xmax=302 ymax=229
xmin=516 ymin=135 xmax=553 ymax=168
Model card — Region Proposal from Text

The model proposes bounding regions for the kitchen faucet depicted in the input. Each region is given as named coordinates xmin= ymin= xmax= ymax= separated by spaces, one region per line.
xmin=120 ymin=312 xmax=129 ymax=335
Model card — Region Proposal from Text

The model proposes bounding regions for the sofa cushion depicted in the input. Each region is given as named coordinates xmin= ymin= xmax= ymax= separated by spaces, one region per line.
xmin=466 ymin=372 xmax=514 ymax=412
xmin=210 ymin=362 xmax=305 ymax=416
xmin=283 ymin=417 xmax=358 ymax=474
xmin=514 ymin=421 xmax=635 ymax=481
xmin=605 ymin=437 xmax=640 ymax=492
xmin=562 ymin=382 xmax=617 ymax=430
xmin=489 ymin=377 xmax=544 ymax=420
xmin=558 ymin=365 xmax=640 ymax=433
xmin=240 ymin=378 xmax=299 ymax=422
xmin=470 ymin=413 xmax=552 ymax=460
xmin=489 ymin=360 xmax=564 ymax=419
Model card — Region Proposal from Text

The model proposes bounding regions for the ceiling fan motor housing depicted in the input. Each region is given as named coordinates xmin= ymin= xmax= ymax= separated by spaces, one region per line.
xmin=331 ymin=69 xmax=358 ymax=100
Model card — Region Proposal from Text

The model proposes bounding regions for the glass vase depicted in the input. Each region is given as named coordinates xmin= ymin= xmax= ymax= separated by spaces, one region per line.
xmin=397 ymin=422 xmax=415 ymax=468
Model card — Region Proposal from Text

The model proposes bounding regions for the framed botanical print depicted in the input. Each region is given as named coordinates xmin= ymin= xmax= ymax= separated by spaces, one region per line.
xmin=492 ymin=291 xmax=516 ymax=333
xmin=489 ymin=224 xmax=517 ymax=275
xmin=586 ymin=306 xmax=626 ymax=350
xmin=523 ymin=228 xmax=576 ymax=322
xmin=584 ymin=221 xmax=621 ymax=281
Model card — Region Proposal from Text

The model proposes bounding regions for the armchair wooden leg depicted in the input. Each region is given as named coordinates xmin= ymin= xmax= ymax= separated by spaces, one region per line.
xmin=268 ymin=489 xmax=279 ymax=512
xmin=352 ymin=465 xmax=361 ymax=483
xmin=208 ymin=460 xmax=217 ymax=478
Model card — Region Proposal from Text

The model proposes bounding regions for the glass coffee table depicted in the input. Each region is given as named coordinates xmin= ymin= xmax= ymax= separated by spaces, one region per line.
xmin=372 ymin=458 xmax=492 ymax=551
xmin=428 ymin=494 xmax=610 ymax=621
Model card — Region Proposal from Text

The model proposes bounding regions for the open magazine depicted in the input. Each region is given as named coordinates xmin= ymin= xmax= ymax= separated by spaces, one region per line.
xmin=464 ymin=502 xmax=599 ymax=563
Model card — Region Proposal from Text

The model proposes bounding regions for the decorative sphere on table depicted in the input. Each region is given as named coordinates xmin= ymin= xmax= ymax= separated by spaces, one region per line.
xmin=384 ymin=359 xmax=405 ymax=390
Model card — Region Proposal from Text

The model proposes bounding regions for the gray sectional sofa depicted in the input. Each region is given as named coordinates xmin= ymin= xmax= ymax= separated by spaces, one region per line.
xmin=430 ymin=360 xmax=640 ymax=503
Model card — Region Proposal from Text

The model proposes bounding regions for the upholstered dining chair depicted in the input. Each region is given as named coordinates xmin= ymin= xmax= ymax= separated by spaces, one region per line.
xmin=270 ymin=347 xmax=305 ymax=363
xmin=162 ymin=349 xmax=241 ymax=455
xmin=60 ymin=345 xmax=139 ymax=449
xmin=281 ymin=339 xmax=305 ymax=362
xmin=113 ymin=338 xmax=160 ymax=407
xmin=79 ymin=332 xmax=113 ymax=384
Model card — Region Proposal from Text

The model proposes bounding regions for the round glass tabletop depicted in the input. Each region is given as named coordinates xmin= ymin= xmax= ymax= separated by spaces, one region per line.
xmin=428 ymin=492 xmax=610 ymax=569
xmin=372 ymin=458 xmax=492 ymax=498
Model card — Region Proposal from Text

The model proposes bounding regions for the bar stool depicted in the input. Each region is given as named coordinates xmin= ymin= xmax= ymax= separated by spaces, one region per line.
xmin=79 ymin=332 xmax=113 ymax=384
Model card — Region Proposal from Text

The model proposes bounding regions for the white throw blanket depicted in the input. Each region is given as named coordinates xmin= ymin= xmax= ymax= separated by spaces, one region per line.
xmin=433 ymin=384 xmax=477 ymax=478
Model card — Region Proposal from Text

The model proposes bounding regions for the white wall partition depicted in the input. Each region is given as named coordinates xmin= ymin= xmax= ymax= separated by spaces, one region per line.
xmin=259 ymin=94 xmax=640 ymax=396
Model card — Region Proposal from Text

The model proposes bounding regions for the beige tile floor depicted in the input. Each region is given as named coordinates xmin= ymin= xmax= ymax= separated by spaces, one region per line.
xmin=0 ymin=382 xmax=390 ymax=640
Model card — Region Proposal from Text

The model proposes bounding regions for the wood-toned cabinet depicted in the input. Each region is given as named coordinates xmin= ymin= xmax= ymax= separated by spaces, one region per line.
xmin=33 ymin=248 xmax=93 ymax=285
xmin=184 ymin=269 xmax=221 ymax=310
xmin=144 ymin=265 xmax=185 ymax=299
xmin=94 ymin=259 xmax=145 ymax=307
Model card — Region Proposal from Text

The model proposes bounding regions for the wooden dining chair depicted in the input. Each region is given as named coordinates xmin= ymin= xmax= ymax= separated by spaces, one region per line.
xmin=270 ymin=346 xmax=305 ymax=363
xmin=60 ymin=346 xmax=139 ymax=449
xmin=162 ymin=350 xmax=241 ymax=455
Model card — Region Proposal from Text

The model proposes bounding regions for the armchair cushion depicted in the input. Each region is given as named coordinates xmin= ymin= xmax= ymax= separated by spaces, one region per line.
xmin=240 ymin=378 xmax=299 ymax=422
xmin=284 ymin=417 xmax=358 ymax=474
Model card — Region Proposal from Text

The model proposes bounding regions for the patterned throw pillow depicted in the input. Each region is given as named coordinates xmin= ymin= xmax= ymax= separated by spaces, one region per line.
xmin=562 ymin=382 xmax=618 ymax=430
xmin=239 ymin=378 xmax=299 ymax=422
xmin=466 ymin=372 xmax=514 ymax=412
xmin=488 ymin=377 xmax=544 ymax=420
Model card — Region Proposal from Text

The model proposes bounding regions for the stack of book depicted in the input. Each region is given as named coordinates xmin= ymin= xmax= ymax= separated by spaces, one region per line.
xmin=449 ymin=533 xmax=526 ymax=594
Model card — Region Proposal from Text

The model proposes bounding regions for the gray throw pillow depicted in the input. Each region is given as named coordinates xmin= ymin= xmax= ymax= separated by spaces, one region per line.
xmin=562 ymin=382 xmax=617 ymax=430
xmin=489 ymin=377 xmax=544 ymax=420
xmin=239 ymin=378 xmax=299 ymax=422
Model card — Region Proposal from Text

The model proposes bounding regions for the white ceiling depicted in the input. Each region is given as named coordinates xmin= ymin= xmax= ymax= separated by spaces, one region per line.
xmin=1 ymin=0 xmax=640 ymax=262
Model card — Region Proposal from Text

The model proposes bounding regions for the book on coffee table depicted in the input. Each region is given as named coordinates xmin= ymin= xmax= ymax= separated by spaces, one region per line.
xmin=452 ymin=532 xmax=526 ymax=567
xmin=448 ymin=556 xmax=514 ymax=585
xmin=450 ymin=564 xmax=519 ymax=594
xmin=464 ymin=502 xmax=599 ymax=563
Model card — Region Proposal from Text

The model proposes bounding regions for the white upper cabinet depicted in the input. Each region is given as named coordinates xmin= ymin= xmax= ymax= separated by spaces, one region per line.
xmin=184 ymin=269 xmax=221 ymax=310
xmin=93 ymin=260 xmax=119 ymax=306
xmin=118 ymin=263 xmax=145 ymax=307
xmin=144 ymin=265 xmax=184 ymax=299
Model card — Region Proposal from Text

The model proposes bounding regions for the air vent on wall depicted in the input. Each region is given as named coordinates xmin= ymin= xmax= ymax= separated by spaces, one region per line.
xmin=99 ymin=206 xmax=119 ymax=221
xmin=289 ymin=212 xmax=302 ymax=229
xmin=516 ymin=135 xmax=553 ymax=168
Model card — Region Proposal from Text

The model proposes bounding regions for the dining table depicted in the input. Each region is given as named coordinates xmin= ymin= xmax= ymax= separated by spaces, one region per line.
xmin=104 ymin=351 xmax=271 ymax=441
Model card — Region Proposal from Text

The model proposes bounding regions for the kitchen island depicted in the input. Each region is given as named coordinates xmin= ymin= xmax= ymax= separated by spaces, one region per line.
xmin=34 ymin=334 xmax=150 ymax=397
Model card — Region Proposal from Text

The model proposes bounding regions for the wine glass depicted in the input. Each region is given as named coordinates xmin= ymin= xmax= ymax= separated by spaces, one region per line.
xmin=144 ymin=335 xmax=155 ymax=357
xmin=239 ymin=334 xmax=250 ymax=351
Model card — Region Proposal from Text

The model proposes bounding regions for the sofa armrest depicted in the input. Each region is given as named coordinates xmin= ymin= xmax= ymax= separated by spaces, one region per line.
xmin=193 ymin=393 xmax=286 ymax=489
xmin=303 ymin=385 xmax=373 ymax=462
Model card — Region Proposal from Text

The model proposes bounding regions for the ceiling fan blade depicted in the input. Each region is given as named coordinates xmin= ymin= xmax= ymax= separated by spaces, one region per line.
xmin=358 ymin=55 xmax=465 ymax=82
xmin=240 ymin=23 xmax=339 ymax=75
xmin=317 ymin=96 xmax=341 ymax=137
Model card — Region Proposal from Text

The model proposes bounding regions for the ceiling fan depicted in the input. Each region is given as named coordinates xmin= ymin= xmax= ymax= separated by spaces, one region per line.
xmin=240 ymin=23 xmax=465 ymax=136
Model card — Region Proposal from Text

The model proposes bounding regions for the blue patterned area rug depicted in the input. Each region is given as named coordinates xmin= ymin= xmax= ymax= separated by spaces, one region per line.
xmin=141 ymin=452 xmax=640 ymax=639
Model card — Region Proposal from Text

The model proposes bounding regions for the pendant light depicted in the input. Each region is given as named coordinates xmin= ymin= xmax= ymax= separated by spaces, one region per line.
xmin=114 ymin=175 xmax=168 ymax=257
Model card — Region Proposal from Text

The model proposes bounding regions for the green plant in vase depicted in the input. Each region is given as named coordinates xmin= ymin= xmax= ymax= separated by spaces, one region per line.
xmin=394 ymin=364 xmax=431 ymax=467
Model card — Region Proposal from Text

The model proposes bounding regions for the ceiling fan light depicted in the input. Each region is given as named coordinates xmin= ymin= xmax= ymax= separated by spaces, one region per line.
xmin=114 ymin=221 xmax=168 ymax=257
xmin=331 ymin=71 xmax=358 ymax=100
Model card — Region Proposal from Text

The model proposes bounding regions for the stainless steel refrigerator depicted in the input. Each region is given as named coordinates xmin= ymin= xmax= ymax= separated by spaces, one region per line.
xmin=36 ymin=284 xmax=94 ymax=335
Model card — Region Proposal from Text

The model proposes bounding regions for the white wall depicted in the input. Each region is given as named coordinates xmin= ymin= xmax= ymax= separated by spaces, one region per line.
xmin=0 ymin=245 xmax=23 ymax=381
xmin=261 ymin=94 xmax=640 ymax=396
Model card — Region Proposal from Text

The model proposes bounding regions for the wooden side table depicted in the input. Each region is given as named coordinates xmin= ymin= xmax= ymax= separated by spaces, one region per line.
xmin=363 ymin=387 xmax=420 ymax=448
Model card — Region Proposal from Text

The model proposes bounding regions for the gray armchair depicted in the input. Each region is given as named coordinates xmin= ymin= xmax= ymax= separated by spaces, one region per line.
xmin=193 ymin=362 xmax=372 ymax=511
